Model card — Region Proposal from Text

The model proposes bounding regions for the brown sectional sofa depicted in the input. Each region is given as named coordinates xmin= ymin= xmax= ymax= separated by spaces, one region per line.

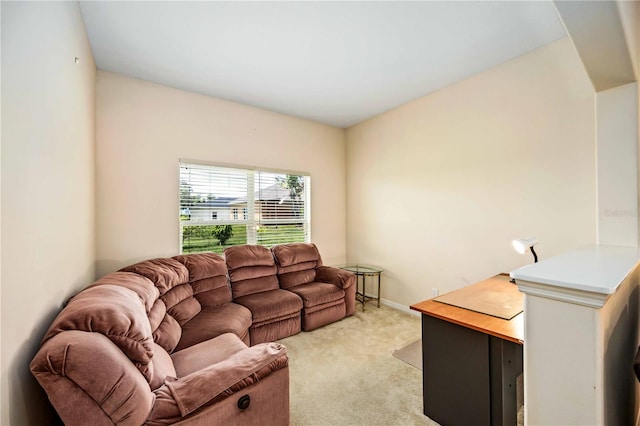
xmin=30 ymin=243 xmax=356 ymax=425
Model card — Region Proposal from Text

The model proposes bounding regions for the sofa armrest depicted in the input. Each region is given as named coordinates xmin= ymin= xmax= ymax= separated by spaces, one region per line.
xmin=316 ymin=266 xmax=356 ymax=290
xmin=32 ymin=330 xmax=155 ymax=426
xmin=147 ymin=343 xmax=287 ymax=423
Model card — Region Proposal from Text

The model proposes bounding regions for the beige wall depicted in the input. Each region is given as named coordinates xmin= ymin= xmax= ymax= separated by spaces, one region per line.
xmin=596 ymin=82 xmax=639 ymax=246
xmin=617 ymin=0 xmax=639 ymax=80
xmin=1 ymin=2 xmax=96 ymax=425
xmin=95 ymin=71 xmax=346 ymax=277
xmin=1 ymin=2 xmax=4 ymax=420
xmin=346 ymin=38 xmax=596 ymax=307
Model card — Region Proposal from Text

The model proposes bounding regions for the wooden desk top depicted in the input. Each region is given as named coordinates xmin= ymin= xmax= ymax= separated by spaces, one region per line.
xmin=410 ymin=274 xmax=524 ymax=345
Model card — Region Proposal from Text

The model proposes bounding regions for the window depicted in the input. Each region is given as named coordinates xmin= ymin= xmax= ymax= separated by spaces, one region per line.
xmin=179 ymin=161 xmax=310 ymax=254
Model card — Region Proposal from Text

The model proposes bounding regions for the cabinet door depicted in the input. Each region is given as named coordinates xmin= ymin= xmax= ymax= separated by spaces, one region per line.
xmin=489 ymin=337 xmax=523 ymax=426
xmin=422 ymin=315 xmax=491 ymax=426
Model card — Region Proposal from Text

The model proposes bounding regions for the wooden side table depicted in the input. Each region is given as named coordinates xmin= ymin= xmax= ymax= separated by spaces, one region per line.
xmin=338 ymin=264 xmax=384 ymax=311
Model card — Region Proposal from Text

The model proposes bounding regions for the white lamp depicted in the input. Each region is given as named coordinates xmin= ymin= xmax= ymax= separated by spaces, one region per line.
xmin=512 ymin=237 xmax=538 ymax=263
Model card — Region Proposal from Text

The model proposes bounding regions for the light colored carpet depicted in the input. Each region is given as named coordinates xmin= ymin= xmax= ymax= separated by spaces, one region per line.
xmin=278 ymin=305 xmax=440 ymax=426
xmin=392 ymin=338 xmax=422 ymax=370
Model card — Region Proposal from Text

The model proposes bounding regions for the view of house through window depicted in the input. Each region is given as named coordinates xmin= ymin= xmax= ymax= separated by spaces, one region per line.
xmin=179 ymin=161 xmax=311 ymax=254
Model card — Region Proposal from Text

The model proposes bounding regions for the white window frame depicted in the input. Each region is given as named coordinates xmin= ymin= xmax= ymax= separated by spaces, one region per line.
xmin=179 ymin=160 xmax=311 ymax=253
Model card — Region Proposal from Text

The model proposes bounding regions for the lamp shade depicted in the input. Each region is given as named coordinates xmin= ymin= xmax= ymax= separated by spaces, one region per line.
xmin=512 ymin=237 xmax=538 ymax=254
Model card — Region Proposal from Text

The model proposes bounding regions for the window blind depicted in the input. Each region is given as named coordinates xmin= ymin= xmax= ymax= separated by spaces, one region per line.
xmin=179 ymin=161 xmax=310 ymax=254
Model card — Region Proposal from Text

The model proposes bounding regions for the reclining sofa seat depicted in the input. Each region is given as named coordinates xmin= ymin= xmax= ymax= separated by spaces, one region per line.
xmin=29 ymin=266 xmax=290 ymax=425
xmin=173 ymin=253 xmax=252 ymax=348
xmin=120 ymin=255 xmax=252 ymax=351
xmin=272 ymin=243 xmax=357 ymax=331
xmin=224 ymin=244 xmax=304 ymax=345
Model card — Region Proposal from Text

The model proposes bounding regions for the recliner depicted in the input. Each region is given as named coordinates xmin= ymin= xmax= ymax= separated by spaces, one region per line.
xmin=30 ymin=266 xmax=289 ymax=425
xmin=272 ymin=243 xmax=356 ymax=331
xmin=224 ymin=244 xmax=304 ymax=345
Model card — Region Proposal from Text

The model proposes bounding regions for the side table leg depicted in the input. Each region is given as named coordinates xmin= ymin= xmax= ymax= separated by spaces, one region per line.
xmin=377 ymin=273 xmax=381 ymax=308
xmin=362 ymin=273 xmax=366 ymax=312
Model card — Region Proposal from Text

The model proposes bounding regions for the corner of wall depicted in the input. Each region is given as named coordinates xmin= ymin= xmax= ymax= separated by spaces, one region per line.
xmin=1 ymin=2 xmax=97 ymax=424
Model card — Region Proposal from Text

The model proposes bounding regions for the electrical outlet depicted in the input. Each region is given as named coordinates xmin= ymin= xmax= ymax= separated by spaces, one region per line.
xmin=432 ymin=288 xmax=439 ymax=297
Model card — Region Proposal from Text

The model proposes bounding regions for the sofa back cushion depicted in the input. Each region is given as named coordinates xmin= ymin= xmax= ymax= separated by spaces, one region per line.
xmin=272 ymin=243 xmax=322 ymax=289
xmin=89 ymin=272 xmax=159 ymax=314
xmin=173 ymin=253 xmax=231 ymax=306
xmin=42 ymin=284 xmax=155 ymax=382
xmin=121 ymin=258 xmax=200 ymax=352
xmin=224 ymin=245 xmax=279 ymax=298
xmin=149 ymin=343 xmax=177 ymax=391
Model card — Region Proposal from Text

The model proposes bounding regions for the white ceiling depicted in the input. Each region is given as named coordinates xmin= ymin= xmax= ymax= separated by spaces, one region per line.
xmin=79 ymin=1 xmax=567 ymax=128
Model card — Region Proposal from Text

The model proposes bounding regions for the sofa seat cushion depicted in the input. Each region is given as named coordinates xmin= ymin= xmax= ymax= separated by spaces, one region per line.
xmin=301 ymin=302 xmax=346 ymax=331
xmin=175 ymin=303 xmax=252 ymax=352
xmin=287 ymin=282 xmax=345 ymax=309
xmin=234 ymin=289 xmax=302 ymax=323
xmin=171 ymin=333 xmax=248 ymax=377
xmin=249 ymin=314 xmax=301 ymax=346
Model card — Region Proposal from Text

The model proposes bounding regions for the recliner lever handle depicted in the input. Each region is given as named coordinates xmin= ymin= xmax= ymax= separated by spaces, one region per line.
xmin=238 ymin=394 xmax=251 ymax=410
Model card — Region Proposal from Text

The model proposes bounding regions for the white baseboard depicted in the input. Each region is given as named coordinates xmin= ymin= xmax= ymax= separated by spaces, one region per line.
xmin=359 ymin=292 xmax=421 ymax=317
xmin=380 ymin=297 xmax=421 ymax=317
